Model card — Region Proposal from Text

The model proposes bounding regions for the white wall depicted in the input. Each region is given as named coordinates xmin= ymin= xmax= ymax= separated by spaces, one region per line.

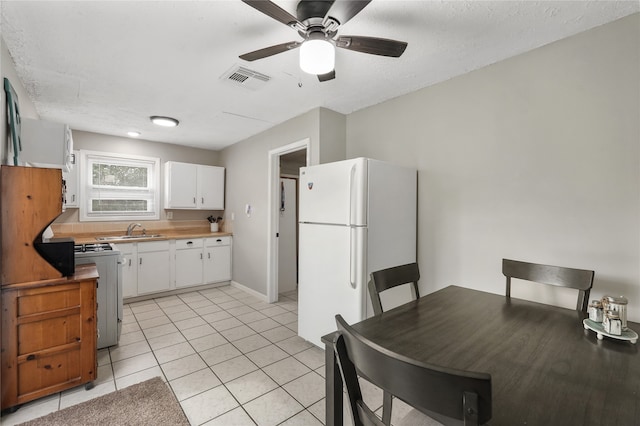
xmin=1 ymin=37 xmax=39 ymax=165
xmin=219 ymin=107 xmax=346 ymax=295
xmin=347 ymin=15 xmax=640 ymax=319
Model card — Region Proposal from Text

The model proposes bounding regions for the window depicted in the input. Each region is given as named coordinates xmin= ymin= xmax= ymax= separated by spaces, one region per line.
xmin=79 ymin=150 xmax=160 ymax=221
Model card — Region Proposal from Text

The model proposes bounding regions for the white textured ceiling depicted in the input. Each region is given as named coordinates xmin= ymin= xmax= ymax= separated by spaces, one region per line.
xmin=1 ymin=1 xmax=638 ymax=151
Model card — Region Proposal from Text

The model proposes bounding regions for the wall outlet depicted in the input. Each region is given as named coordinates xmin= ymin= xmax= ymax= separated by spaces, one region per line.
xmin=166 ymin=211 xmax=173 ymax=220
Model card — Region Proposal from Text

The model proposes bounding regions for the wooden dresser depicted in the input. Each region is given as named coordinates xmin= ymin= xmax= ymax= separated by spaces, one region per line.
xmin=0 ymin=166 xmax=99 ymax=411
xmin=1 ymin=265 xmax=98 ymax=410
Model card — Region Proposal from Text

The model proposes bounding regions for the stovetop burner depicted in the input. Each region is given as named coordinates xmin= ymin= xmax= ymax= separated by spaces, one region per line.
xmin=74 ymin=243 xmax=114 ymax=253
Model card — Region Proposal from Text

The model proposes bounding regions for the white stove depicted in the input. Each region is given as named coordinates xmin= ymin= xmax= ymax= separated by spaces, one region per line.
xmin=74 ymin=242 xmax=122 ymax=349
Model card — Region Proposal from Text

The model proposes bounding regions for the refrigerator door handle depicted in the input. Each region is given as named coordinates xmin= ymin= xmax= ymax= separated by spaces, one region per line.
xmin=348 ymin=164 xmax=356 ymax=226
xmin=350 ymin=227 xmax=357 ymax=289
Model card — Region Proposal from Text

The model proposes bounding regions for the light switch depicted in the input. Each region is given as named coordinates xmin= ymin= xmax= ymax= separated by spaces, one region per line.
xmin=245 ymin=204 xmax=252 ymax=217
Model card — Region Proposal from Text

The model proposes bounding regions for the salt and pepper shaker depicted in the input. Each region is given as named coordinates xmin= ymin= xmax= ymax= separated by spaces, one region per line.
xmin=588 ymin=300 xmax=604 ymax=323
xmin=602 ymin=295 xmax=629 ymax=331
xmin=603 ymin=311 xmax=623 ymax=336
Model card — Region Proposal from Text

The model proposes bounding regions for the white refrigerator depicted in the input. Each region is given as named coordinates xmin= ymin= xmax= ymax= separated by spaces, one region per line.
xmin=298 ymin=158 xmax=417 ymax=346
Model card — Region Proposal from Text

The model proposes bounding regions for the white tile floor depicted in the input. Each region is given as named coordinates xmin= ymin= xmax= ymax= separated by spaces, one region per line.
xmin=0 ymin=286 xmax=336 ymax=426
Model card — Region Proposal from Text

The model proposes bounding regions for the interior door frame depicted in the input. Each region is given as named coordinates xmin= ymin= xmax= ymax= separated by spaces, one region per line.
xmin=266 ymin=138 xmax=310 ymax=303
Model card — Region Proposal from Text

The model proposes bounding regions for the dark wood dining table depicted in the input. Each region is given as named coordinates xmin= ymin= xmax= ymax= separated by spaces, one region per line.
xmin=322 ymin=285 xmax=640 ymax=426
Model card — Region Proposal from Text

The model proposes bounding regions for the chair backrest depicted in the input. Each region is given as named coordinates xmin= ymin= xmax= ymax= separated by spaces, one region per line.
xmin=334 ymin=314 xmax=492 ymax=426
xmin=502 ymin=258 xmax=594 ymax=312
xmin=368 ymin=263 xmax=420 ymax=316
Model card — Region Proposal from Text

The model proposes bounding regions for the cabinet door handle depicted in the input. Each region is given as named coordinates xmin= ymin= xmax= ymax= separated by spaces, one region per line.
xmin=200 ymin=253 xmax=203 ymax=259
xmin=202 ymin=197 xmax=204 ymax=204
xmin=193 ymin=197 xmax=196 ymax=204
xmin=208 ymin=252 xmax=211 ymax=259
xmin=129 ymin=259 xmax=132 ymax=266
xmin=26 ymin=354 xmax=36 ymax=361
xmin=139 ymin=258 xmax=142 ymax=265
xmin=72 ymin=194 xmax=76 ymax=202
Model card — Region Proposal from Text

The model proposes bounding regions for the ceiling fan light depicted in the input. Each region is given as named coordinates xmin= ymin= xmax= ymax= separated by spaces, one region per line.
xmin=299 ymin=39 xmax=335 ymax=75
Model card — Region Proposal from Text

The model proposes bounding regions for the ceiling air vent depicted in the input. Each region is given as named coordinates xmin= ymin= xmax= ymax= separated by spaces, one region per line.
xmin=221 ymin=66 xmax=271 ymax=91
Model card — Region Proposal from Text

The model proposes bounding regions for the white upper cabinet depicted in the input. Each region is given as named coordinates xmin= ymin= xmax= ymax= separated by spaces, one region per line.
xmin=62 ymin=150 xmax=79 ymax=208
xmin=198 ymin=165 xmax=225 ymax=210
xmin=20 ymin=118 xmax=74 ymax=172
xmin=164 ymin=161 xmax=225 ymax=210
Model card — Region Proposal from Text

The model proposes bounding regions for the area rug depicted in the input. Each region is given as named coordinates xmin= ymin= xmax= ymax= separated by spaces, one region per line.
xmin=18 ymin=377 xmax=189 ymax=426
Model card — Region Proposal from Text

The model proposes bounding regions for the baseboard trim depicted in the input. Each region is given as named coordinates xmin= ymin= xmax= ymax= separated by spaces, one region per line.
xmin=230 ymin=280 xmax=268 ymax=303
xmin=124 ymin=281 xmax=230 ymax=304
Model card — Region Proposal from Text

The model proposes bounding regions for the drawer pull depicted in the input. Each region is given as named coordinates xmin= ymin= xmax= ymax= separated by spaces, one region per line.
xmin=216 ymin=239 xmax=222 ymax=242
xmin=187 ymin=241 xmax=193 ymax=245
xmin=26 ymin=354 xmax=35 ymax=361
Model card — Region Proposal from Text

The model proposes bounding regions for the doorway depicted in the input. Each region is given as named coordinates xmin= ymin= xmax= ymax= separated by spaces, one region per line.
xmin=278 ymin=181 xmax=299 ymax=294
xmin=266 ymin=139 xmax=310 ymax=303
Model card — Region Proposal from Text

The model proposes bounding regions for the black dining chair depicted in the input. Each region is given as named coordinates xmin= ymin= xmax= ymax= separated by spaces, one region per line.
xmin=368 ymin=262 xmax=420 ymax=316
xmin=334 ymin=314 xmax=492 ymax=426
xmin=502 ymin=258 xmax=595 ymax=312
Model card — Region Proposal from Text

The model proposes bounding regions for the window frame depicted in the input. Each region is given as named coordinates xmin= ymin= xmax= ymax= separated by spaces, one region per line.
xmin=79 ymin=149 xmax=161 ymax=222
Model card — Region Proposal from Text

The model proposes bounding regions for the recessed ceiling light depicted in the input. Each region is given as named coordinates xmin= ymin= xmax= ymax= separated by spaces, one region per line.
xmin=127 ymin=131 xmax=141 ymax=137
xmin=150 ymin=116 xmax=179 ymax=127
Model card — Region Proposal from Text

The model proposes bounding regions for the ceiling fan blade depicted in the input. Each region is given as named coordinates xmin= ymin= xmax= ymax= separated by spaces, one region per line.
xmin=336 ymin=35 xmax=407 ymax=57
xmin=239 ymin=41 xmax=302 ymax=61
xmin=242 ymin=0 xmax=300 ymax=27
xmin=317 ymin=70 xmax=336 ymax=82
xmin=326 ymin=0 xmax=371 ymax=25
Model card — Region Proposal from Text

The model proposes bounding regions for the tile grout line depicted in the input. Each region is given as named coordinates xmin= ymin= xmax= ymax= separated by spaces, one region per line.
xmin=106 ymin=286 xmax=322 ymax=426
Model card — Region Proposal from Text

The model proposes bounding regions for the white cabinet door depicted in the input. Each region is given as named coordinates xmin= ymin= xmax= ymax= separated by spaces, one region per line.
xmin=204 ymin=237 xmax=232 ymax=283
xmin=137 ymin=241 xmax=171 ymax=295
xmin=175 ymin=239 xmax=204 ymax=288
xmin=165 ymin=161 xmax=224 ymax=210
xmin=165 ymin=161 xmax=197 ymax=208
xmin=198 ymin=165 xmax=225 ymax=210
xmin=62 ymin=150 xmax=79 ymax=208
xmin=119 ymin=243 xmax=138 ymax=298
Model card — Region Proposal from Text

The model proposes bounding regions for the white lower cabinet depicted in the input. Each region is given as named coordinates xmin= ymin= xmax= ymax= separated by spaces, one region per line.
xmin=136 ymin=241 xmax=171 ymax=296
xmin=121 ymin=241 xmax=168 ymax=299
xmin=175 ymin=237 xmax=232 ymax=288
xmin=122 ymin=237 xmax=232 ymax=299
xmin=175 ymin=239 xmax=204 ymax=288
xmin=119 ymin=243 xmax=138 ymax=298
xmin=204 ymin=237 xmax=232 ymax=283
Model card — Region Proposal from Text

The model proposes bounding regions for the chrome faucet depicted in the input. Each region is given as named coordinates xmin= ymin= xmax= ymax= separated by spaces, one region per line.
xmin=126 ymin=223 xmax=142 ymax=236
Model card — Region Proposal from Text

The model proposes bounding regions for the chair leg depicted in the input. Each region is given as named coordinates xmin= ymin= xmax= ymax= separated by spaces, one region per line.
xmin=381 ymin=391 xmax=392 ymax=425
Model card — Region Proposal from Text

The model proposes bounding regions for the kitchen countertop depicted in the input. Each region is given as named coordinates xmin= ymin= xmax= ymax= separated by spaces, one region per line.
xmin=56 ymin=228 xmax=232 ymax=244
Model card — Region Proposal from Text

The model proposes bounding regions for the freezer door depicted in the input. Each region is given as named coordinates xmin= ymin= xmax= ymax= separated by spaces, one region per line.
xmin=299 ymin=158 xmax=367 ymax=226
xmin=298 ymin=223 xmax=366 ymax=347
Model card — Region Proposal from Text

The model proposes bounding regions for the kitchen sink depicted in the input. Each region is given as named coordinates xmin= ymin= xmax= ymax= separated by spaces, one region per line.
xmin=96 ymin=234 xmax=164 ymax=241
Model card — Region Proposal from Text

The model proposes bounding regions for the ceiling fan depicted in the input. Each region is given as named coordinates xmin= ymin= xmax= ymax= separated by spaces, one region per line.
xmin=239 ymin=0 xmax=408 ymax=82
